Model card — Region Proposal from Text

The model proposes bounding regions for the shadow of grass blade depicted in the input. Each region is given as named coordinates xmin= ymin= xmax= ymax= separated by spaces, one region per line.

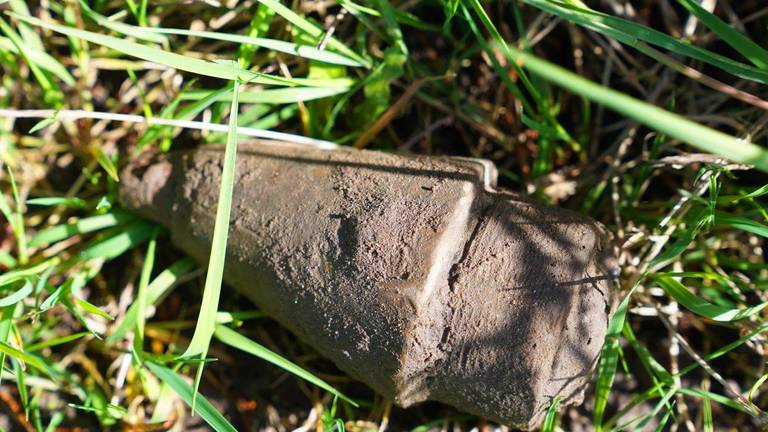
xmin=214 ymin=324 xmax=358 ymax=406
xmin=497 ymin=43 xmax=768 ymax=173
xmin=145 ymin=362 xmax=237 ymax=432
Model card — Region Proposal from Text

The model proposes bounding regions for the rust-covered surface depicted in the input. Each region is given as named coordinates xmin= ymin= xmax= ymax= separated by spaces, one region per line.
xmin=119 ymin=141 xmax=619 ymax=429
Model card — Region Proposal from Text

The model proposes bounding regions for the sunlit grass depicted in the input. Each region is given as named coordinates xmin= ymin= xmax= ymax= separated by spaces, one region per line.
xmin=0 ymin=0 xmax=767 ymax=430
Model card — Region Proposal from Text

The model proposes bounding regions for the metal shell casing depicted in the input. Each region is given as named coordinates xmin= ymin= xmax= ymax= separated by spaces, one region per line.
xmin=119 ymin=142 xmax=618 ymax=429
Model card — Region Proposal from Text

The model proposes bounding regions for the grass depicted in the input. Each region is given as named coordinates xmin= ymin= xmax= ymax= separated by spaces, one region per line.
xmin=0 ymin=0 xmax=767 ymax=430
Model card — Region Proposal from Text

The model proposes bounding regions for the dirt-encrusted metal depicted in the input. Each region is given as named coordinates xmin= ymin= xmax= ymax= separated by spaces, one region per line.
xmin=119 ymin=141 xmax=619 ymax=429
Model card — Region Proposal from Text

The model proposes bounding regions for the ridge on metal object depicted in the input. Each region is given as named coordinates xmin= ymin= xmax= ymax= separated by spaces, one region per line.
xmin=119 ymin=141 xmax=619 ymax=430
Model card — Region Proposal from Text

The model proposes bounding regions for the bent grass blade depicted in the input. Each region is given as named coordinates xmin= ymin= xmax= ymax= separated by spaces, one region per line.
xmin=181 ymin=79 xmax=241 ymax=410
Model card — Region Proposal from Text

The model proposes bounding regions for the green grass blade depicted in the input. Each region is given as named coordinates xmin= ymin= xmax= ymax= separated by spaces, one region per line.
xmin=0 ymin=340 xmax=50 ymax=375
xmin=29 ymin=212 xmax=134 ymax=248
xmin=10 ymin=355 xmax=27 ymax=419
xmin=181 ymin=86 xmax=349 ymax=104
xmin=460 ymin=2 xmax=535 ymax=114
xmin=749 ymin=373 xmax=768 ymax=405
xmin=742 ymin=184 xmax=768 ymax=200
xmin=497 ymin=43 xmax=768 ymax=173
xmin=134 ymin=228 xmax=159 ymax=352
xmin=28 ymin=115 xmax=58 ymax=134
xmin=0 ymin=16 xmax=60 ymax=106
xmin=79 ymin=219 xmax=156 ymax=260
xmin=0 ymin=250 xmax=16 ymax=269
xmin=40 ymin=276 xmax=79 ymax=312
xmin=635 ymin=386 xmax=677 ymax=430
xmin=8 ymin=170 xmax=26 ymax=265
xmin=138 ymin=85 xmax=232 ymax=150
xmin=150 ymin=379 xmax=176 ymax=423
xmin=181 ymin=80 xmax=240 ymax=359
xmin=541 ymin=395 xmax=561 ymax=432
xmin=26 ymin=197 xmax=86 ymax=208
xmin=650 ymin=211 xmax=707 ymax=268
xmin=622 ymin=322 xmax=673 ymax=385
xmin=676 ymin=323 xmax=768 ymax=381
xmin=657 ymin=276 xmax=768 ymax=321
xmin=214 ymin=324 xmax=357 ymax=406
xmin=238 ymin=2 xmax=274 ymax=67
xmin=0 ymin=304 xmax=15 ymax=387
xmin=676 ymin=0 xmax=768 ymax=70
xmin=26 ymin=332 xmax=90 ymax=352
xmin=181 ymin=79 xmax=241 ymax=410
xmin=254 ymin=0 xmax=369 ymax=67
xmin=676 ymin=387 xmax=748 ymax=413
xmin=715 ymin=211 xmax=768 ymax=237
xmin=215 ymin=310 xmax=265 ymax=324
xmin=701 ymin=387 xmax=714 ymax=432
xmin=0 ymin=258 xmax=59 ymax=291
xmin=140 ymin=27 xmax=363 ymax=67
xmin=337 ymin=0 xmax=440 ymax=32
xmin=94 ymin=147 xmax=119 ymax=182
xmin=74 ymin=297 xmax=113 ymax=321
xmin=145 ymin=362 xmax=237 ymax=432
xmin=0 ymin=189 xmax=13 ymax=229
xmin=524 ymin=0 xmax=768 ymax=84
xmin=10 ymin=14 xmax=353 ymax=87
xmin=465 ymin=0 xmax=542 ymax=102
xmin=0 ymin=280 xmax=33 ymax=307
xmin=77 ymin=0 xmax=167 ymax=44
xmin=7 ymin=0 xmax=43 ymax=50
xmin=0 ymin=37 xmax=75 ymax=85
xmin=369 ymin=0 xmax=407 ymax=55
xmin=593 ymin=278 xmax=641 ymax=429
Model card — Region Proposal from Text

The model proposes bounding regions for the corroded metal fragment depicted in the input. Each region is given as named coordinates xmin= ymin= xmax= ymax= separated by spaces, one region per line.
xmin=119 ymin=142 xmax=619 ymax=429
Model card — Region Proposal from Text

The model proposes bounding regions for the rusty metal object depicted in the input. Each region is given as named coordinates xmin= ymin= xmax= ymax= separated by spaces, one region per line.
xmin=119 ymin=141 xmax=619 ymax=429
